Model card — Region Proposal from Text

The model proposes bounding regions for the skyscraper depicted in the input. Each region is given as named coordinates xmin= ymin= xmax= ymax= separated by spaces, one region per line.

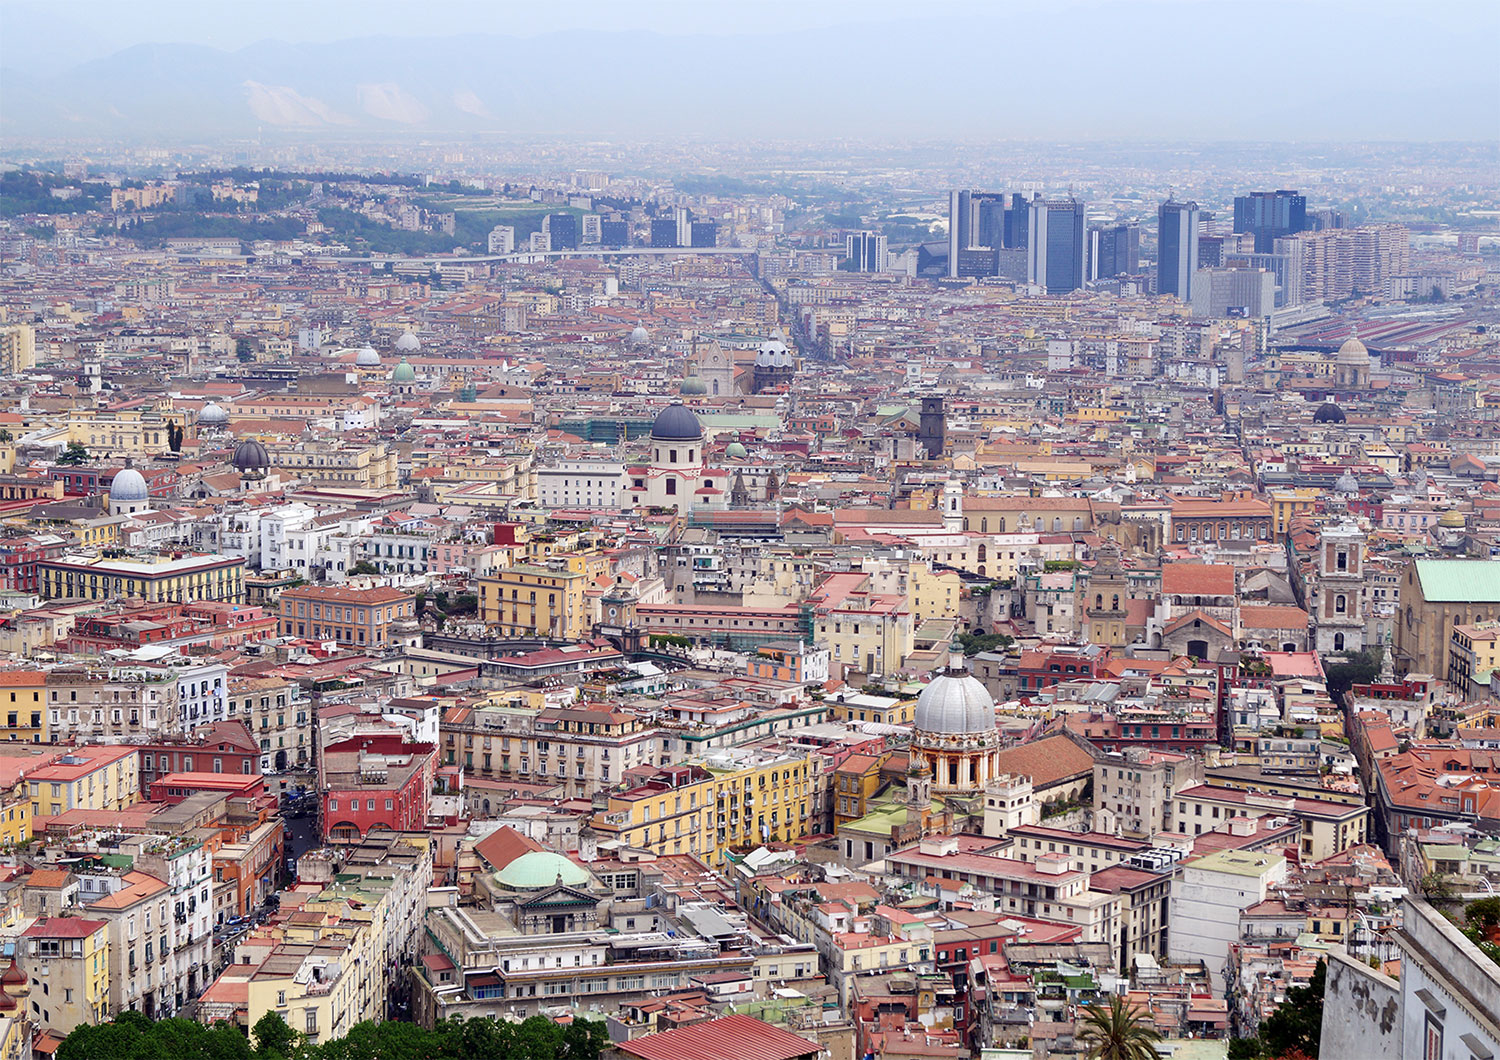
xmin=545 ymin=212 xmax=579 ymax=251
xmin=1027 ymin=197 xmax=1086 ymax=294
xmin=689 ymin=221 xmax=718 ymax=248
xmin=1233 ymin=190 xmax=1308 ymax=253
xmin=1088 ymin=223 xmax=1140 ymax=280
xmin=846 ymin=231 xmax=888 ymax=273
xmin=947 ymin=190 xmax=1017 ymax=278
xmin=1157 ymin=199 xmax=1201 ymax=300
xmin=650 ymin=218 xmax=679 ymax=248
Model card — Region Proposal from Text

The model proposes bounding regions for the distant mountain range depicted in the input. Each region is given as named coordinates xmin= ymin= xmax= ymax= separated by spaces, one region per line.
xmin=2 ymin=5 xmax=1495 ymax=143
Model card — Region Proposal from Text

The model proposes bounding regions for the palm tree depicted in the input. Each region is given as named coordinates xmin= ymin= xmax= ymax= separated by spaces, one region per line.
xmin=1078 ymin=995 xmax=1163 ymax=1060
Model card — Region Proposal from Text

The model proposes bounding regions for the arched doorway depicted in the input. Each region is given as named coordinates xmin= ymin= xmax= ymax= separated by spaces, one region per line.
xmin=274 ymin=750 xmax=288 ymax=772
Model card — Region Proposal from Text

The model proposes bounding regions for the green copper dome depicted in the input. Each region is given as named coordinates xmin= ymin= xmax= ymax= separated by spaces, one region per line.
xmin=392 ymin=359 xmax=417 ymax=384
xmin=725 ymin=442 xmax=747 ymax=459
xmin=496 ymin=851 xmax=589 ymax=890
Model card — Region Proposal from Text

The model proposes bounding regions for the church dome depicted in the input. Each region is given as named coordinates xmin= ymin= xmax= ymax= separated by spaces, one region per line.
xmin=629 ymin=325 xmax=650 ymax=347
xmin=1439 ymin=509 xmax=1467 ymax=529
xmin=109 ymin=468 xmax=148 ymax=503
xmin=496 ymin=851 xmax=589 ymax=890
xmin=680 ymin=376 xmax=708 ymax=396
xmin=355 ymin=346 xmax=381 ymax=368
xmin=198 ymin=402 xmax=228 ymax=427
xmin=392 ymin=359 xmax=417 ymax=384
xmin=1 ymin=959 xmax=23 ymax=987
xmin=914 ymin=656 xmax=996 ymax=736
xmin=651 ymin=401 xmax=703 ymax=441
xmin=757 ymin=339 xmax=792 ymax=368
xmin=725 ymin=442 xmax=747 ymax=459
xmin=1335 ymin=334 xmax=1369 ymax=367
xmin=1313 ymin=402 xmax=1346 ymax=424
xmin=232 ymin=439 xmax=271 ymax=473
xmin=1335 ymin=471 xmax=1359 ymax=495
xmin=394 ymin=330 xmax=421 ymax=352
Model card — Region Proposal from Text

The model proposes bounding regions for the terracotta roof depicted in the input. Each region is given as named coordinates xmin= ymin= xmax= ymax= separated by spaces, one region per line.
xmin=619 ymin=1014 xmax=819 ymax=1060
xmin=1239 ymin=605 xmax=1310 ymax=630
xmin=990 ymin=734 xmax=1095 ymax=789
xmin=1161 ymin=563 xmax=1235 ymax=597
xmin=472 ymin=825 xmax=543 ymax=871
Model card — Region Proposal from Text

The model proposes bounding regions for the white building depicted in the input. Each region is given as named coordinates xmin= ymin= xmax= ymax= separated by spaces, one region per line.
xmin=1321 ymin=897 xmax=1500 ymax=1060
xmin=1168 ymin=847 xmax=1287 ymax=975
xmin=535 ymin=459 xmax=625 ymax=510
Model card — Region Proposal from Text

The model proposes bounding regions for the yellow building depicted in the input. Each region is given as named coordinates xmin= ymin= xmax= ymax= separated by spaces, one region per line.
xmin=0 ymin=671 xmax=47 ymax=743
xmin=66 ymin=408 xmax=184 ymax=460
xmin=810 ymin=572 xmax=913 ymax=678
xmin=592 ymin=751 xmax=813 ymax=867
xmin=833 ymin=749 xmax=894 ymax=829
xmin=265 ymin=441 xmax=399 ymax=490
xmin=1268 ymin=488 xmax=1322 ymax=537
xmin=827 ymin=693 xmax=916 ymax=726
xmin=21 ymin=915 xmax=110 ymax=1035
xmin=26 ymin=746 xmax=139 ymax=820
xmin=1449 ymin=621 xmax=1500 ymax=699
xmin=39 ymin=552 xmax=244 ymax=604
xmin=0 ymin=325 xmax=35 ymax=375
xmin=479 ymin=560 xmax=589 ymax=638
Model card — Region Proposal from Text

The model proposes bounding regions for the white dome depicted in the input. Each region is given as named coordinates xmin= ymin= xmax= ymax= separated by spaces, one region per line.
xmin=394 ymin=331 xmax=421 ymax=351
xmin=109 ymin=468 xmax=149 ymax=503
xmin=914 ymin=667 xmax=996 ymax=736
xmin=1335 ymin=471 xmax=1359 ymax=494
xmin=355 ymin=347 xmax=382 ymax=367
xmin=629 ymin=326 xmax=650 ymax=347
xmin=198 ymin=403 xmax=228 ymax=426
xmin=1335 ymin=334 xmax=1369 ymax=366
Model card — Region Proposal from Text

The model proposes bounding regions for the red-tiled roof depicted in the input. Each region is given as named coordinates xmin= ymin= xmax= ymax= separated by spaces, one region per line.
xmin=619 ymin=1014 xmax=819 ymax=1060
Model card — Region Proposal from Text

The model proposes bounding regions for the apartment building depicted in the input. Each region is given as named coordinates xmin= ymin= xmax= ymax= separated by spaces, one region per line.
xmin=478 ymin=559 xmax=589 ymax=638
xmin=26 ymin=746 xmax=140 ymax=821
xmin=85 ymin=870 xmax=175 ymax=1018
xmin=38 ymin=552 xmax=245 ymax=606
xmin=591 ymin=751 xmax=814 ymax=868
xmin=276 ymin=584 xmax=416 ymax=648
xmin=441 ymin=703 xmax=659 ymax=801
xmin=19 ymin=917 xmax=110 ymax=1036
xmin=885 ymin=836 xmax=1122 ymax=948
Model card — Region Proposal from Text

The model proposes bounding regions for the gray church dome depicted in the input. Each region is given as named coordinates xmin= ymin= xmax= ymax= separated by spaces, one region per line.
xmin=109 ymin=468 xmax=149 ymax=504
xmin=913 ymin=653 xmax=996 ymax=736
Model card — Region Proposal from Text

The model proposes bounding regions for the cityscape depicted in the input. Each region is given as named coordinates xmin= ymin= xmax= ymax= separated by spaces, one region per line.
xmin=0 ymin=2 xmax=1498 ymax=1059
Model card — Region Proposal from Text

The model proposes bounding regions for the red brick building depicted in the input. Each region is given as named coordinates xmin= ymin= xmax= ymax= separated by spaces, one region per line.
xmin=319 ymin=733 xmax=436 ymax=843
xmin=138 ymin=721 xmax=260 ymax=790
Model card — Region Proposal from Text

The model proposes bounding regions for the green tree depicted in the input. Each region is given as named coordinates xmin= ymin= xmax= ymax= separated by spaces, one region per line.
xmin=1323 ymin=647 xmax=1383 ymax=697
xmin=167 ymin=421 xmax=184 ymax=453
xmin=57 ymin=441 xmax=90 ymax=465
xmin=251 ymin=1011 xmax=302 ymax=1060
xmin=1257 ymin=958 xmax=1326 ymax=1059
xmin=1421 ymin=872 xmax=1455 ymax=901
xmin=57 ymin=1012 xmax=252 ymax=1060
xmin=348 ymin=561 xmax=380 ymax=576
xmin=1227 ymin=1040 xmax=1263 ymax=1059
xmin=1077 ymin=995 xmax=1163 ymax=1060
xmin=0 ymin=429 xmax=11 ymax=442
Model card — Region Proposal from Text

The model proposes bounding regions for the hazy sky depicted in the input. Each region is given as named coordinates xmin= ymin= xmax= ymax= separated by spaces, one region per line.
xmin=4 ymin=0 xmax=1492 ymax=55
xmin=1 ymin=0 xmax=1496 ymax=142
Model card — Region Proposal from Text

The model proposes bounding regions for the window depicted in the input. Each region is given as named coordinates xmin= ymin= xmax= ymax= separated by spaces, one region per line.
xmin=306 ymin=1010 xmax=318 ymax=1034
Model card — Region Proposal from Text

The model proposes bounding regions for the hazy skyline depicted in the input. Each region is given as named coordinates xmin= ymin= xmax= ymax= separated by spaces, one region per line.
xmin=2 ymin=0 xmax=1497 ymax=143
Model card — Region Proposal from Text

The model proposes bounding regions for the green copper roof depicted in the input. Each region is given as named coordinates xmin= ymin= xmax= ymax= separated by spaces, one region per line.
xmin=1415 ymin=559 xmax=1500 ymax=602
xmin=496 ymin=851 xmax=589 ymax=890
